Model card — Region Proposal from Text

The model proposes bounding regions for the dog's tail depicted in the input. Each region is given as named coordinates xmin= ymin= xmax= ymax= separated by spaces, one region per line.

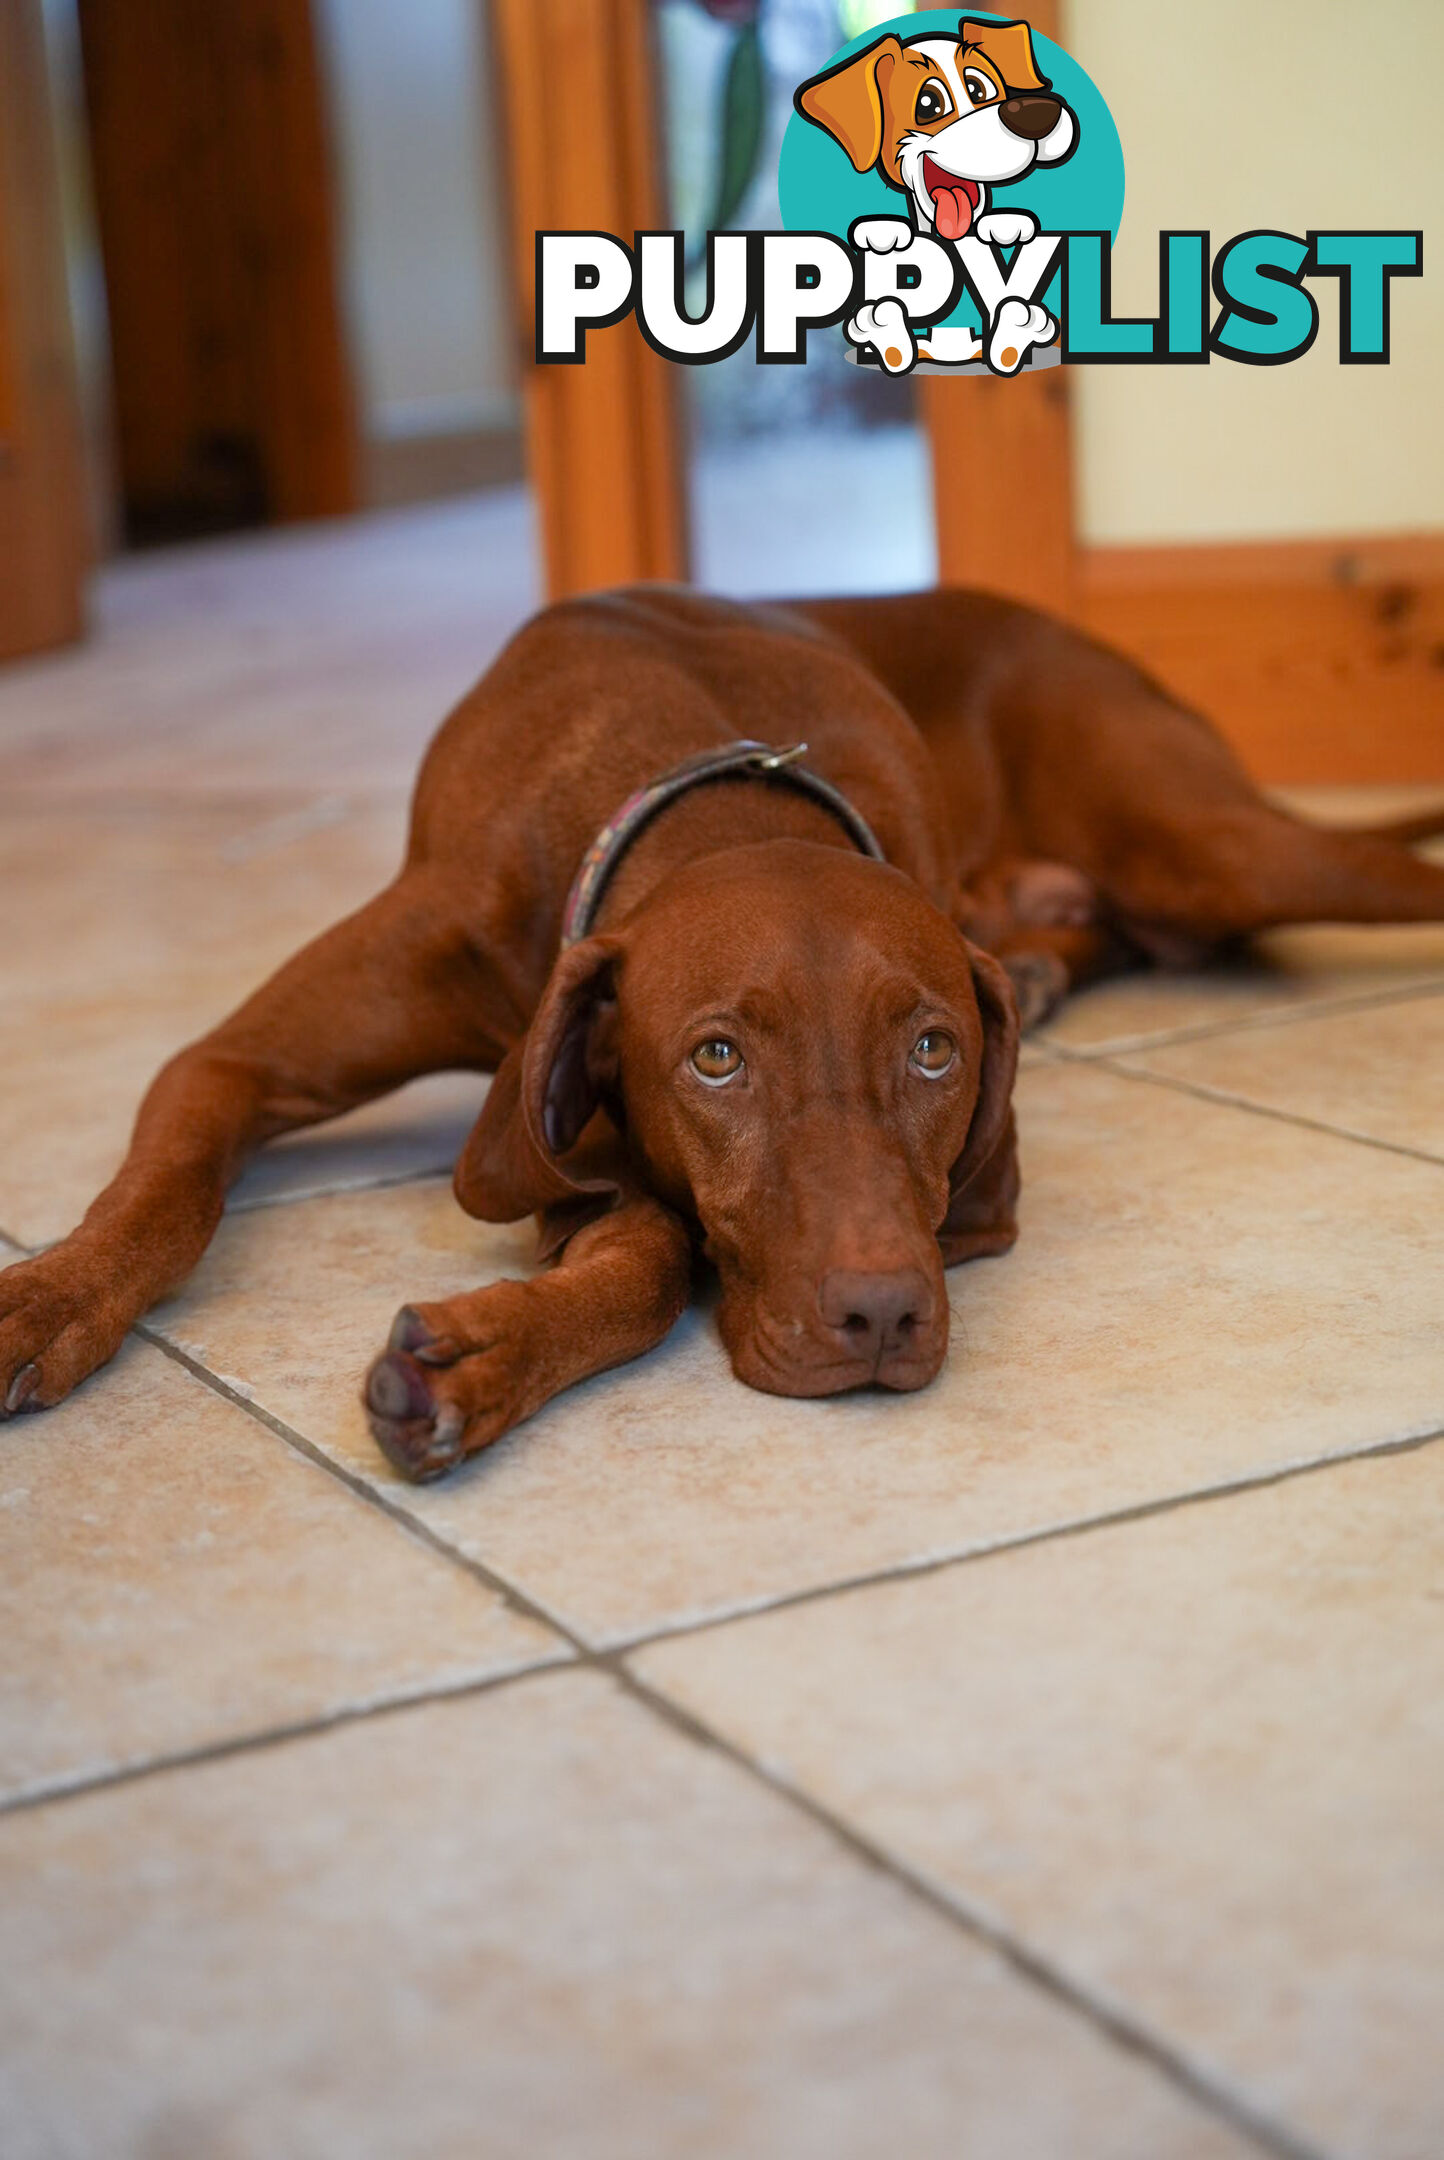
xmin=1338 ymin=804 xmax=1444 ymax=846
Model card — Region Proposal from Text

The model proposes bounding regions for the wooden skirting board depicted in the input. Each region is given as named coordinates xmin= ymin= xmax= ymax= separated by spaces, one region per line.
xmin=1079 ymin=533 xmax=1444 ymax=785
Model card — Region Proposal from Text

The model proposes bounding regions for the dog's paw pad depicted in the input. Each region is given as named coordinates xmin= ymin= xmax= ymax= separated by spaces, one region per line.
xmin=364 ymin=1351 xmax=467 ymax=1482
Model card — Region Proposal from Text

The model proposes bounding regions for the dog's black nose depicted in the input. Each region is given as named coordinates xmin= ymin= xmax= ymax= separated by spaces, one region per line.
xmin=819 ymin=1268 xmax=934 ymax=1364
xmin=999 ymin=93 xmax=1062 ymax=140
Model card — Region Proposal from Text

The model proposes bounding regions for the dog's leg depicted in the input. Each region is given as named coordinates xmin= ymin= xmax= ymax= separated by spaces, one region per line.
xmin=1108 ymin=809 xmax=1444 ymax=946
xmin=959 ymin=858 xmax=1130 ymax=1024
xmin=363 ymin=1193 xmax=692 ymax=1480
xmin=939 ymin=1112 xmax=1020 ymax=1267
xmin=1240 ymin=818 xmax=1444 ymax=929
xmin=0 ymin=874 xmax=512 ymax=1417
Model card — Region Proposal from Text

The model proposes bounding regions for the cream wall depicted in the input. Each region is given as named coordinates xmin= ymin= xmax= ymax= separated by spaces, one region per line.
xmin=316 ymin=0 xmax=516 ymax=440
xmin=1064 ymin=0 xmax=1443 ymax=544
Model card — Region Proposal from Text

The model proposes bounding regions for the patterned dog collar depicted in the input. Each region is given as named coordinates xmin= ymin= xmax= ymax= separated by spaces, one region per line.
xmin=560 ymin=739 xmax=886 ymax=947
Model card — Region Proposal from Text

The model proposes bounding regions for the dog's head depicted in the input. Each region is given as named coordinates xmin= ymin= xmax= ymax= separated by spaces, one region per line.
xmin=796 ymin=15 xmax=1076 ymax=238
xmin=455 ymin=841 xmax=1019 ymax=1400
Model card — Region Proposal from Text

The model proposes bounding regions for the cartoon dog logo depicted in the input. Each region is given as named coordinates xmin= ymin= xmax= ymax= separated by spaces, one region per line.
xmin=795 ymin=15 xmax=1077 ymax=374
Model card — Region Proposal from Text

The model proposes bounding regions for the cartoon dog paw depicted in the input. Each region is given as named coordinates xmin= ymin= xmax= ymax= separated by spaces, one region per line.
xmin=916 ymin=324 xmax=984 ymax=366
xmin=847 ymin=298 xmax=915 ymax=374
xmin=974 ymin=209 xmax=1039 ymax=249
xmin=850 ymin=215 xmax=916 ymax=255
xmin=987 ymin=297 xmax=1056 ymax=375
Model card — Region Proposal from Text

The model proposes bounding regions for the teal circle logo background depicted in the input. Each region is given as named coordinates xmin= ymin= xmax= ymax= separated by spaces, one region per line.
xmin=778 ymin=10 xmax=1125 ymax=335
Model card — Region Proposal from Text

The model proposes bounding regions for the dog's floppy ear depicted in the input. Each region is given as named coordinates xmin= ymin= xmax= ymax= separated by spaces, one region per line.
xmin=454 ymin=934 xmax=622 ymax=1229
xmin=961 ymin=16 xmax=1048 ymax=93
xmin=944 ymin=941 xmax=1021 ymax=1233
xmin=795 ymin=34 xmax=903 ymax=173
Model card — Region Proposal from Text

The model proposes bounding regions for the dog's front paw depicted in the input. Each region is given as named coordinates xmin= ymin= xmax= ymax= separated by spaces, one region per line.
xmin=0 ymin=1243 xmax=129 ymax=1418
xmin=847 ymin=299 xmax=915 ymax=374
xmin=988 ymin=296 xmax=1055 ymax=375
xmin=975 ymin=209 xmax=1038 ymax=248
xmin=363 ymin=1285 xmax=537 ymax=1482
xmin=363 ymin=1349 xmax=469 ymax=1481
xmin=850 ymin=215 xmax=915 ymax=254
xmin=1000 ymin=950 xmax=1070 ymax=1031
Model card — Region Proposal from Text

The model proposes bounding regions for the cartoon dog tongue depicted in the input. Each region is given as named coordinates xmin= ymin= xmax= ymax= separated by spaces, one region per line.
xmin=932 ymin=182 xmax=975 ymax=241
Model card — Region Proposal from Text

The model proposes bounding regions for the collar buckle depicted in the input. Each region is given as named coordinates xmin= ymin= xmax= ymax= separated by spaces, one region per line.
xmin=749 ymin=742 xmax=808 ymax=771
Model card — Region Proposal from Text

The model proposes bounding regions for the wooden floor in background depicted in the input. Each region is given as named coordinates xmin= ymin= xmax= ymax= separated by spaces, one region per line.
xmin=1083 ymin=533 xmax=1444 ymax=785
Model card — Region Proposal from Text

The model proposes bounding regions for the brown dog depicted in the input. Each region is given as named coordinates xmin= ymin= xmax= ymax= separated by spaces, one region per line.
xmin=3 ymin=585 xmax=1442 ymax=1479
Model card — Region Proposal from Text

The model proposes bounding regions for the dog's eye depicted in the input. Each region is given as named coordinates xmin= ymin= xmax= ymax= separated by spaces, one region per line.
xmin=914 ymin=79 xmax=952 ymax=125
xmin=691 ymin=1038 xmax=744 ymax=1085
xmin=910 ymin=1030 xmax=957 ymax=1078
xmin=963 ymin=68 xmax=996 ymax=106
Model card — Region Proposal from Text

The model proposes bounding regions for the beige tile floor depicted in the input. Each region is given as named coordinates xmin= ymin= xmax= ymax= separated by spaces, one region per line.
xmin=2 ymin=495 xmax=1443 ymax=2159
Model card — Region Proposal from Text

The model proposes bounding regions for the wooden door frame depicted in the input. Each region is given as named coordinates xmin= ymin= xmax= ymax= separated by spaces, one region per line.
xmin=919 ymin=0 xmax=1077 ymax=619
xmin=76 ymin=0 xmax=360 ymax=543
xmin=493 ymin=0 xmax=1442 ymax=783
xmin=0 ymin=0 xmax=88 ymax=660
xmin=492 ymin=0 xmax=688 ymax=598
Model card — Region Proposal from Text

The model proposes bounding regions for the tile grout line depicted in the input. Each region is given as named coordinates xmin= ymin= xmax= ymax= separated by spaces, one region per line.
xmin=604 ymin=1420 xmax=1444 ymax=1655
xmin=13 ymin=972 xmax=1444 ymax=1245
xmin=1033 ymin=970 xmax=1444 ymax=1063
xmin=132 ymin=1320 xmax=588 ymax=1648
xmin=45 ymin=1321 xmax=1444 ymax=1764
xmin=121 ymin=1326 xmax=1379 ymax=2160
xmin=608 ymin=1661 xmax=1337 ymax=2160
xmin=1048 ymin=1048 xmax=1444 ymax=1169
xmin=13 ymin=1336 xmax=1356 ymax=2159
xmin=1 ymin=1223 xmax=1413 ymax=2154
xmin=226 ymin=1162 xmax=456 ymax=1216
xmin=0 ymin=1608 xmax=1335 ymax=2160
xmin=0 ymin=1658 xmax=573 ymax=1821
xmin=3 ymin=1165 xmax=460 ymax=1260
xmin=138 ymin=1307 xmax=1444 ymax=1675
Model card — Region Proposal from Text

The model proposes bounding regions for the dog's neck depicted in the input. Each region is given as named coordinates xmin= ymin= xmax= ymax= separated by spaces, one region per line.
xmin=564 ymin=741 xmax=885 ymax=945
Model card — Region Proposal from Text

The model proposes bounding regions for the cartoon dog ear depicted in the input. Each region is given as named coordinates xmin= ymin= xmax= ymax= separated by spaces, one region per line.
xmin=942 ymin=941 xmax=1021 ymax=1248
xmin=795 ymin=34 xmax=903 ymax=173
xmin=454 ymin=935 xmax=623 ymax=1230
xmin=961 ymin=15 xmax=1048 ymax=92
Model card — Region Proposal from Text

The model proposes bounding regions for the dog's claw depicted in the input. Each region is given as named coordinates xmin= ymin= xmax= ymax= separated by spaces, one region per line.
xmin=3 ymin=1361 xmax=40 ymax=1416
xmin=388 ymin=1305 xmax=434 ymax=1356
